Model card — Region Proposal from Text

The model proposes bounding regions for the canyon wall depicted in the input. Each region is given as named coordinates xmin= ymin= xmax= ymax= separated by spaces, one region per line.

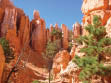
xmin=2 ymin=0 xmax=111 ymax=82
xmin=0 ymin=0 xmax=76 ymax=82
xmin=82 ymin=0 xmax=111 ymax=36
xmin=52 ymin=0 xmax=111 ymax=82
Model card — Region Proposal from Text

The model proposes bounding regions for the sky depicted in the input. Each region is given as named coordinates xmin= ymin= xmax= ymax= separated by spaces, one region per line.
xmin=13 ymin=0 xmax=83 ymax=29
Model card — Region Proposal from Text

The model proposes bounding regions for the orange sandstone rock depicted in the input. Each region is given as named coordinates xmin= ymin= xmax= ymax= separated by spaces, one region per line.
xmin=73 ymin=22 xmax=82 ymax=38
xmin=1 ymin=8 xmax=17 ymax=37
xmin=52 ymin=50 xmax=71 ymax=79
xmin=18 ymin=15 xmax=30 ymax=47
xmin=33 ymin=10 xmax=40 ymax=20
xmin=31 ymin=10 xmax=46 ymax=54
xmin=81 ymin=0 xmax=111 ymax=35
xmin=81 ymin=0 xmax=111 ymax=15
xmin=0 ymin=44 xmax=5 ymax=82
xmin=62 ymin=24 xmax=69 ymax=50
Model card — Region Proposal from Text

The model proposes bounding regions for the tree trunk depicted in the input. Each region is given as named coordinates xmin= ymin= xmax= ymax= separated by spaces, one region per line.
xmin=5 ymin=67 xmax=16 ymax=83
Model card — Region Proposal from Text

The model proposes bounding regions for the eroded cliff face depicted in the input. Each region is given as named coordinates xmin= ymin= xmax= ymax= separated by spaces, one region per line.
xmin=52 ymin=0 xmax=111 ymax=82
xmin=0 ymin=44 xmax=5 ymax=82
xmin=52 ymin=50 xmax=71 ymax=79
xmin=1 ymin=0 xmax=106 ymax=82
xmin=0 ymin=0 xmax=75 ymax=82
xmin=56 ymin=0 xmax=111 ymax=83
xmin=82 ymin=0 xmax=111 ymax=36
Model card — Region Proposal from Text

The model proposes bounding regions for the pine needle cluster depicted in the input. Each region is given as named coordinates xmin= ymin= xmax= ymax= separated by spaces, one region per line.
xmin=73 ymin=15 xmax=111 ymax=83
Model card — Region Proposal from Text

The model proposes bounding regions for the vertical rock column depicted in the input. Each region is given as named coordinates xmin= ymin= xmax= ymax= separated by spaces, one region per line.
xmin=0 ymin=45 xmax=5 ymax=82
xmin=62 ymin=24 xmax=69 ymax=50
xmin=73 ymin=22 xmax=82 ymax=38
xmin=31 ymin=10 xmax=46 ymax=54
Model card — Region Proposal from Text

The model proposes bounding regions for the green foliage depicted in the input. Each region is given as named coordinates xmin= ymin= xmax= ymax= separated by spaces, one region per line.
xmin=32 ymin=80 xmax=40 ymax=83
xmin=51 ymin=28 xmax=62 ymax=39
xmin=73 ymin=15 xmax=111 ymax=82
xmin=43 ymin=40 xmax=59 ymax=69
xmin=45 ymin=40 xmax=58 ymax=59
xmin=73 ymin=55 xmax=111 ymax=82
xmin=43 ymin=40 xmax=59 ymax=83
xmin=0 ymin=37 xmax=14 ymax=63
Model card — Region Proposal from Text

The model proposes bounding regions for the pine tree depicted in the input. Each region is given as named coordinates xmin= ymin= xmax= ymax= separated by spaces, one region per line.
xmin=73 ymin=15 xmax=111 ymax=83
xmin=43 ymin=40 xmax=59 ymax=83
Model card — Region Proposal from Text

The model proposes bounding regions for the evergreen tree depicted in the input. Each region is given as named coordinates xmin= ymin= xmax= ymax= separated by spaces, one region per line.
xmin=73 ymin=15 xmax=111 ymax=83
xmin=43 ymin=40 xmax=59 ymax=83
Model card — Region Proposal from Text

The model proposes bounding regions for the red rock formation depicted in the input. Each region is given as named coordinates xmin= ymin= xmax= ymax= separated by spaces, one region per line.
xmin=0 ymin=0 xmax=15 ymax=8
xmin=46 ymin=28 xmax=50 ymax=42
xmin=0 ymin=45 xmax=5 ymax=82
xmin=1 ymin=8 xmax=17 ymax=36
xmin=55 ymin=23 xmax=59 ymax=30
xmin=82 ymin=0 xmax=111 ymax=34
xmin=31 ymin=10 xmax=46 ymax=54
xmin=52 ymin=50 xmax=71 ymax=79
xmin=6 ymin=29 xmax=20 ymax=55
xmin=18 ymin=15 xmax=30 ymax=47
xmin=62 ymin=24 xmax=69 ymax=50
xmin=46 ymin=24 xmax=55 ymax=42
xmin=73 ymin=22 xmax=82 ymax=38
xmin=49 ymin=24 xmax=53 ymax=32
xmin=0 ymin=0 xmax=79 ymax=82
xmin=33 ymin=10 xmax=40 ymax=19
xmin=82 ymin=0 xmax=111 ymax=15
xmin=0 ymin=8 xmax=4 ymax=24
xmin=70 ymin=45 xmax=76 ymax=59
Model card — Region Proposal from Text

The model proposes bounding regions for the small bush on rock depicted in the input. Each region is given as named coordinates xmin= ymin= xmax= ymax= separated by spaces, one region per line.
xmin=0 ymin=37 xmax=14 ymax=63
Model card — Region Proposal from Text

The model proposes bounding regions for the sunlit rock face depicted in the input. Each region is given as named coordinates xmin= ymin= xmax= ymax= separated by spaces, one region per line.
xmin=52 ymin=50 xmax=71 ymax=79
xmin=0 ymin=45 xmax=5 ymax=82
xmin=62 ymin=24 xmax=69 ymax=50
xmin=81 ymin=0 xmax=110 ymax=15
xmin=105 ymin=17 xmax=111 ymax=37
xmin=60 ymin=61 xmax=80 ymax=83
xmin=31 ymin=10 xmax=46 ymax=54
xmin=18 ymin=15 xmax=30 ymax=47
xmin=1 ymin=8 xmax=17 ymax=36
xmin=82 ymin=0 xmax=111 ymax=35
xmin=70 ymin=45 xmax=76 ymax=59
xmin=73 ymin=22 xmax=82 ymax=38
xmin=33 ymin=10 xmax=40 ymax=19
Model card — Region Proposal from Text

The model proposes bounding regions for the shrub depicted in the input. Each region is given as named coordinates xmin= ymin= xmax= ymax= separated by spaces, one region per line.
xmin=32 ymin=80 xmax=40 ymax=83
xmin=0 ymin=37 xmax=14 ymax=63
xmin=51 ymin=28 xmax=62 ymax=39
